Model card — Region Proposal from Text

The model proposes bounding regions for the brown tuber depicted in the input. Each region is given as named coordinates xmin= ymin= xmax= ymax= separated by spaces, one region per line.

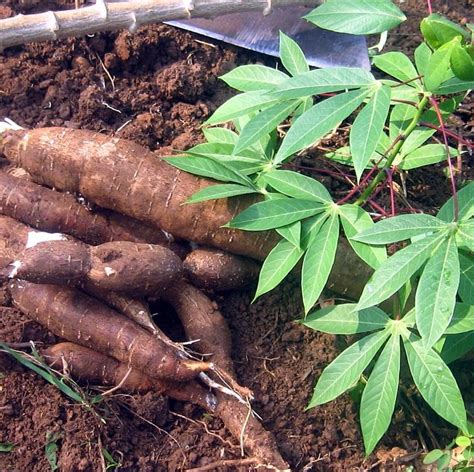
xmin=9 ymin=281 xmax=209 ymax=382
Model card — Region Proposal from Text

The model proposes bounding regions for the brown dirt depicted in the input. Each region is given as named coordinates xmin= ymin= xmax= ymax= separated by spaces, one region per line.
xmin=0 ymin=1 xmax=472 ymax=471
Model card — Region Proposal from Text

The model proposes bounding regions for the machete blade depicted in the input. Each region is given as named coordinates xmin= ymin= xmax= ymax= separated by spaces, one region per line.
xmin=166 ymin=6 xmax=370 ymax=69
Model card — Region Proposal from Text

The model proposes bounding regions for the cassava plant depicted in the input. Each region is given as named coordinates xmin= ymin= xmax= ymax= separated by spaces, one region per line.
xmin=168 ymin=0 xmax=474 ymax=455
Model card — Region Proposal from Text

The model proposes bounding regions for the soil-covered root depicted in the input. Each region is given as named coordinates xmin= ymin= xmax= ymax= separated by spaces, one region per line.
xmin=1 ymin=236 xmax=183 ymax=295
xmin=0 ymin=171 xmax=173 ymax=247
xmin=43 ymin=342 xmax=216 ymax=410
xmin=0 ymin=127 xmax=278 ymax=260
xmin=8 ymin=281 xmax=209 ymax=382
xmin=184 ymin=248 xmax=260 ymax=291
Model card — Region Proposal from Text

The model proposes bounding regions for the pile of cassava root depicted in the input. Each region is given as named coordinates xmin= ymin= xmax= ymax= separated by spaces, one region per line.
xmin=0 ymin=125 xmax=372 ymax=471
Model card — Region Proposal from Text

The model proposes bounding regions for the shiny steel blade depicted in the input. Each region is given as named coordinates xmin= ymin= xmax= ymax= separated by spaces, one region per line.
xmin=166 ymin=6 xmax=369 ymax=69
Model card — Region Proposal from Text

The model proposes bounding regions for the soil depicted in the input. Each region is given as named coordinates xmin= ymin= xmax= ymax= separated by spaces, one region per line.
xmin=0 ymin=1 xmax=472 ymax=471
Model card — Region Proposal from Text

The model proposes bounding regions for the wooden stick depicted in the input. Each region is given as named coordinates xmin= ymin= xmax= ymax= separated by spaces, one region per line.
xmin=0 ymin=0 xmax=319 ymax=51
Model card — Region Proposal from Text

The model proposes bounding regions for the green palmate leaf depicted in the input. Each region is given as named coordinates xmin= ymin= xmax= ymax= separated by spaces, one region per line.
xmin=279 ymin=32 xmax=309 ymax=76
xmin=303 ymin=303 xmax=390 ymax=334
xmin=435 ymin=76 xmax=474 ymax=94
xmin=164 ymin=155 xmax=251 ymax=186
xmin=357 ymin=232 xmax=447 ymax=310
xmin=269 ymin=67 xmax=375 ymax=99
xmin=353 ymin=214 xmax=447 ymax=245
xmin=372 ymin=52 xmax=421 ymax=87
xmin=350 ymin=84 xmax=391 ymax=181
xmin=263 ymin=170 xmax=333 ymax=203
xmin=220 ymin=65 xmax=288 ymax=92
xmin=234 ymin=100 xmax=299 ymax=153
xmin=254 ymin=239 xmax=303 ymax=299
xmin=425 ymin=40 xmax=456 ymax=92
xmin=420 ymin=14 xmax=470 ymax=50
xmin=423 ymin=449 xmax=445 ymax=465
xmin=416 ymin=237 xmax=460 ymax=348
xmin=440 ymin=331 xmax=474 ymax=364
xmin=339 ymin=204 xmax=387 ymax=269
xmin=361 ymin=333 xmax=401 ymax=455
xmin=276 ymin=221 xmax=301 ymax=248
xmin=415 ymin=42 xmax=433 ymax=77
xmin=398 ymin=144 xmax=458 ymax=170
xmin=458 ymin=251 xmax=474 ymax=305
xmin=398 ymin=127 xmax=436 ymax=158
xmin=304 ymin=0 xmax=406 ymax=35
xmin=228 ymin=198 xmax=324 ymax=231
xmin=308 ymin=329 xmax=390 ymax=407
xmin=187 ymin=183 xmax=257 ymax=204
xmin=438 ymin=182 xmax=474 ymax=222
xmin=203 ymin=127 xmax=239 ymax=145
xmin=206 ymin=91 xmax=277 ymax=124
xmin=302 ymin=214 xmax=340 ymax=313
xmin=404 ymin=332 xmax=467 ymax=430
xmin=301 ymin=213 xmax=329 ymax=249
xmin=446 ymin=303 xmax=474 ymax=335
xmin=389 ymin=103 xmax=417 ymax=141
xmin=275 ymin=88 xmax=371 ymax=163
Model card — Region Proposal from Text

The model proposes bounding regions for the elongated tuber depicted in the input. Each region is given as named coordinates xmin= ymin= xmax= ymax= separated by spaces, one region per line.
xmin=44 ymin=342 xmax=216 ymax=410
xmin=0 ymin=172 xmax=174 ymax=247
xmin=9 ymin=281 xmax=209 ymax=382
xmin=184 ymin=247 xmax=260 ymax=291
xmin=1 ymin=127 xmax=278 ymax=260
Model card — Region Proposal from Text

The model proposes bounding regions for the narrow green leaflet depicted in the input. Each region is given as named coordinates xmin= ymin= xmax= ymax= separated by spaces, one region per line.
xmin=234 ymin=101 xmax=299 ymax=153
xmin=357 ymin=232 xmax=447 ymax=310
xmin=164 ymin=155 xmax=251 ymax=186
xmin=353 ymin=214 xmax=447 ymax=245
xmin=438 ymin=182 xmax=474 ymax=222
xmin=279 ymin=32 xmax=309 ymax=76
xmin=303 ymin=303 xmax=389 ymax=334
xmin=458 ymin=251 xmax=474 ymax=304
xmin=451 ymin=42 xmax=474 ymax=81
xmin=263 ymin=170 xmax=333 ymax=203
xmin=458 ymin=223 xmax=474 ymax=252
xmin=416 ymin=238 xmax=460 ymax=348
xmin=399 ymin=144 xmax=458 ymax=170
xmin=360 ymin=334 xmax=401 ymax=455
xmin=424 ymin=41 xmax=455 ymax=92
xmin=254 ymin=239 xmax=303 ymax=299
xmin=206 ymin=91 xmax=277 ymax=124
xmin=446 ymin=304 xmax=474 ymax=335
xmin=339 ymin=204 xmax=387 ymax=269
xmin=276 ymin=88 xmax=371 ymax=163
xmin=301 ymin=213 xmax=329 ymax=249
xmin=440 ymin=332 xmax=474 ymax=364
xmin=308 ymin=329 xmax=390 ymax=407
xmin=404 ymin=332 xmax=467 ymax=431
xmin=269 ymin=67 xmax=375 ymax=100
xmin=276 ymin=221 xmax=301 ymax=248
xmin=372 ymin=52 xmax=421 ymax=87
xmin=350 ymin=84 xmax=391 ymax=181
xmin=0 ymin=443 xmax=13 ymax=453
xmin=302 ymin=214 xmax=340 ymax=313
xmin=415 ymin=42 xmax=433 ymax=77
xmin=389 ymin=103 xmax=417 ymax=141
xmin=228 ymin=198 xmax=324 ymax=231
xmin=304 ymin=0 xmax=406 ymax=35
xmin=434 ymin=76 xmax=474 ymax=94
xmin=382 ymin=81 xmax=421 ymax=102
xmin=203 ymin=127 xmax=238 ymax=145
xmin=187 ymin=184 xmax=257 ymax=204
xmin=398 ymin=127 xmax=436 ymax=158
xmin=220 ymin=65 xmax=288 ymax=92
xmin=421 ymin=13 xmax=470 ymax=50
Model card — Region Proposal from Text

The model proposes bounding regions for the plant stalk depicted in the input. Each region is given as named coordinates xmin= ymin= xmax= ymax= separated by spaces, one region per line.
xmin=354 ymin=95 xmax=429 ymax=206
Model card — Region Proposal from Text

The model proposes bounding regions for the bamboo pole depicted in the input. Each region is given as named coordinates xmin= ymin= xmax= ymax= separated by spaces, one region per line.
xmin=0 ymin=0 xmax=319 ymax=51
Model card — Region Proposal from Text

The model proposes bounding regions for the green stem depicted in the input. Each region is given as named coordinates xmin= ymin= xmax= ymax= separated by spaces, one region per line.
xmin=354 ymin=95 xmax=429 ymax=206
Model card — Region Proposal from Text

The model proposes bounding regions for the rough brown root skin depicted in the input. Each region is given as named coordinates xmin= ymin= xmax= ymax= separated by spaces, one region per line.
xmin=1 ymin=128 xmax=278 ymax=260
xmin=3 ymin=237 xmax=183 ymax=295
xmin=43 ymin=342 xmax=217 ymax=410
xmin=9 ymin=281 xmax=209 ymax=382
xmin=183 ymin=248 xmax=260 ymax=291
xmin=0 ymin=171 xmax=172 ymax=246
xmin=161 ymin=281 xmax=234 ymax=375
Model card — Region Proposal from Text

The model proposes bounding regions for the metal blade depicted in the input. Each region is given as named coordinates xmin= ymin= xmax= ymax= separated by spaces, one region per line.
xmin=166 ymin=6 xmax=369 ymax=70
